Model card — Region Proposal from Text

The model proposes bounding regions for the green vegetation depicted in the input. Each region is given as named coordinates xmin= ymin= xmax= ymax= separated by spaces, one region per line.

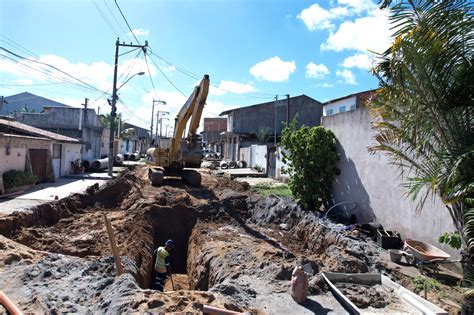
xmin=413 ymin=276 xmax=442 ymax=294
xmin=252 ymin=183 xmax=292 ymax=198
xmin=2 ymin=170 xmax=38 ymax=189
xmin=280 ymin=118 xmax=339 ymax=211
xmin=439 ymin=232 xmax=462 ymax=250
xmin=370 ymin=0 xmax=474 ymax=301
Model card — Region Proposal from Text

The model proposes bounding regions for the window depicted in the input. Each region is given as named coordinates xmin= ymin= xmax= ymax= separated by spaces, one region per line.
xmin=350 ymin=104 xmax=356 ymax=110
xmin=339 ymin=105 xmax=346 ymax=113
xmin=326 ymin=109 xmax=334 ymax=116
xmin=52 ymin=144 xmax=61 ymax=159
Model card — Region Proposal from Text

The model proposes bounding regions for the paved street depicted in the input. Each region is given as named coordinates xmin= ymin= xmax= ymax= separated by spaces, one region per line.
xmin=0 ymin=178 xmax=107 ymax=215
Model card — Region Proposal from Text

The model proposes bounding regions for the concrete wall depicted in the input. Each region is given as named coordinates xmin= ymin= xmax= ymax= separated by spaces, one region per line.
xmin=0 ymin=147 xmax=26 ymax=174
xmin=0 ymin=135 xmax=50 ymax=174
xmin=322 ymin=106 xmax=458 ymax=256
xmin=100 ymin=128 xmax=110 ymax=157
xmin=61 ymin=143 xmax=81 ymax=176
xmin=248 ymin=145 xmax=267 ymax=172
xmin=230 ymin=95 xmax=322 ymax=136
xmin=14 ymin=107 xmax=105 ymax=161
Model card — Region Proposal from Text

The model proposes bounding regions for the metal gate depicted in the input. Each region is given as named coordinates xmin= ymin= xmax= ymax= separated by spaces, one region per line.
xmin=29 ymin=149 xmax=48 ymax=182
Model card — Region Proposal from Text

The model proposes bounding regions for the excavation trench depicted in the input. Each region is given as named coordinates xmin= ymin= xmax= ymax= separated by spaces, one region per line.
xmin=141 ymin=204 xmax=200 ymax=291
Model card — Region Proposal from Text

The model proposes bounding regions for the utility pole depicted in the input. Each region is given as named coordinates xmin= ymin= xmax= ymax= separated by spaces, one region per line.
xmin=82 ymin=98 xmax=89 ymax=126
xmin=108 ymin=38 xmax=148 ymax=177
xmin=150 ymin=99 xmax=165 ymax=144
xmin=274 ymin=95 xmax=278 ymax=147
xmin=154 ymin=109 xmax=169 ymax=142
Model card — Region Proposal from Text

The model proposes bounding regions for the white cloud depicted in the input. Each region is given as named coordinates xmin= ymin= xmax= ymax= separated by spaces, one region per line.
xmin=315 ymin=82 xmax=334 ymax=88
xmin=128 ymin=28 xmax=149 ymax=37
xmin=298 ymin=3 xmax=336 ymax=31
xmin=249 ymin=56 xmax=296 ymax=82
xmin=321 ymin=9 xmax=391 ymax=53
xmin=342 ymin=53 xmax=372 ymax=70
xmin=305 ymin=62 xmax=330 ymax=79
xmin=336 ymin=69 xmax=357 ymax=85
xmin=0 ymin=53 xmax=154 ymax=94
xmin=211 ymin=80 xmax=256 ymax=96
xmin=337 ymin=0 xmax=378 ymax=14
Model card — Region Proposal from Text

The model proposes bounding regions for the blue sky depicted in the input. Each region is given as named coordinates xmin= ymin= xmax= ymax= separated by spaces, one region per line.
xmin=0 ymin=0 xmax=392 ymax=130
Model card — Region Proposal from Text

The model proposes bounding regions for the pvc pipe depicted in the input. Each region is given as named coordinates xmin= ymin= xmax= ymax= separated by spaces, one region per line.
xmin=202 ymin=305 xmax=242 ymax=315
xmin=0 ymin=291 xmax=22 ymax=315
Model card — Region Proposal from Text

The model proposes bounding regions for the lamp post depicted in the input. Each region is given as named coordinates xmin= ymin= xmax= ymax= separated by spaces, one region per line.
xmin=108 ymin=71 xmax=144 ymax=176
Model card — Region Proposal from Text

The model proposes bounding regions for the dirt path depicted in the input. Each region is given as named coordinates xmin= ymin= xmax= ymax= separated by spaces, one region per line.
xmin=0 ymin=166 xmax=463 ymax=314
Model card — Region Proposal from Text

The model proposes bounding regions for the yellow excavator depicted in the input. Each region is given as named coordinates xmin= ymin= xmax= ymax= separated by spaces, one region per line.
xmin=146 ymin=74 xmax=210 ymax=186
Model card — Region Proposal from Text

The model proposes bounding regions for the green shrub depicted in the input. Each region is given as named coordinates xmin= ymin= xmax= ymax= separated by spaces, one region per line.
xmin=438 ymin=231 xmax=462 ymax=250
xmin=2 ymin=170 xmax=38 ymax=189
xmin=413 ymin=276 xmax=442 ymax=293
xmin=280 ymin=117 xmax=339 ymax=211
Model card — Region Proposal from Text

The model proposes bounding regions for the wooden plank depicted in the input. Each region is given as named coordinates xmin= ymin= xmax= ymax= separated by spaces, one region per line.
xmin=103 ymin=213 xmax=124 ymax=276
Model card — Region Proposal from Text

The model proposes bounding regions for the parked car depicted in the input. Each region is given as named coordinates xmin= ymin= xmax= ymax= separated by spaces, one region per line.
xmin=202 ymin=148 xmax=221 ymax=159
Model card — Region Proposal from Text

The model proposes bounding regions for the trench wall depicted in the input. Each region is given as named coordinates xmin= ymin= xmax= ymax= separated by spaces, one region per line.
xmin=322 ymin=106 xmax=459 ymax=257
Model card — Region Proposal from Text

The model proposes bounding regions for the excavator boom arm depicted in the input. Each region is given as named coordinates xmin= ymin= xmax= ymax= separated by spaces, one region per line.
xmin=169 ymin=75 xmax=210 ymax=159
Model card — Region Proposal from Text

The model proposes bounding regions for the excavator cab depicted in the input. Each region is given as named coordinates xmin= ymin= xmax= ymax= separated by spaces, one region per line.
xmin=146 ymin=75 xmax=210 ymax=186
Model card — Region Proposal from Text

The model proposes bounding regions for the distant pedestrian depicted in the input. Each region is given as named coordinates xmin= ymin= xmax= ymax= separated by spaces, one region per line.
xmin=154 ymin=239 xmax=174 ymax=291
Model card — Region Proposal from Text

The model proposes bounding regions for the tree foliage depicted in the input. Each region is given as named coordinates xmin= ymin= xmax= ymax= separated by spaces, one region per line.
xmin=369 ymin=0 xmax=474 ymax=297
xmin=99 ymin=114 xmax=135 ymax=139
xmin=280 ymin=118 xmax=339 ymax=211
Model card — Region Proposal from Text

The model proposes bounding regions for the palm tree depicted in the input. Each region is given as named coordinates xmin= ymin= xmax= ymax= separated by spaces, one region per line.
xmin=370 ymin=0 xmax=473 ymax=308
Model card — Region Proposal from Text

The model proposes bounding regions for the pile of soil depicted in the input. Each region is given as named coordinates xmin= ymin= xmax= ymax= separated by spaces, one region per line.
xmin=0 ymin=166 xmax=462 ymax=313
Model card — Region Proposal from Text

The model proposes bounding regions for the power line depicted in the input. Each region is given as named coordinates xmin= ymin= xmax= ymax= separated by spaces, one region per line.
xmin=143 ymin=53 xmax=161 ymax=100
xmin=0 ymin=53 xmax=106 ymax=95
xmin=114 ymin=0 xmax=140 ymax=46
xmin=146 ymin=51 xmax=186 ymax=96
xmin=92 ymin=0 xmax=120 ymax=37
xmin=1 ymin=47 xmax=108 ymax=95
xmin=148 ymin=50 xmax=277 ymax=100
xmin=102 ymin=0 xmax=131 ymax=41
xmin=0 ymin=34 xmax=39 ymax=58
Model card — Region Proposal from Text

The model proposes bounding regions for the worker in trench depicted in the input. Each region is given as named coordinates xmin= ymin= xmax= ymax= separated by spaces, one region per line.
xmin=154 ymin=239 xmax=174 ymax=291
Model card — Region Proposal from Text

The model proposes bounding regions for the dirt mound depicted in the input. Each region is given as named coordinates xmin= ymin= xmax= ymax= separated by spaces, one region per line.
xmin=0 ymin=170 xmax=142 ymax=238
xmin=0 ymin=235 xmax=41 ymax=267
xmin=0 ymin=166 xmax=456 ymax=313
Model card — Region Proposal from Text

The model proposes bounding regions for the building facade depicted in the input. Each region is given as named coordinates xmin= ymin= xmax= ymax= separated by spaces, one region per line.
xmin=0 ymin=117 xmax=81 ymax=183
xmin=219 ymin=95 xmax=323 ymax=163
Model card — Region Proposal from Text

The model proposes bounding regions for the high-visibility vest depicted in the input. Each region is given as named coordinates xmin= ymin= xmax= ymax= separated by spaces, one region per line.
xmin=155 ymin=247 xmax=170 ymax=273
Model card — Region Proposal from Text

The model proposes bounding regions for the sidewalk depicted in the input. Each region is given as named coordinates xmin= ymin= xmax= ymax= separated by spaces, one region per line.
xmin=0 ymin=178 xmax=107 ymax=216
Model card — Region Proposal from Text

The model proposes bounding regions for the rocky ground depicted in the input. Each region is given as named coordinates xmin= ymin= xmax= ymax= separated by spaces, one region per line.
xmin=0 ymin=166 xmax=464 ymax=314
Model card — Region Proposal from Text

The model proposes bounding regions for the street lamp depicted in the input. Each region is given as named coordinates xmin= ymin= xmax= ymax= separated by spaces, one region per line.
xmin=108 ymin=71 xmax=145 ymax=177
xmin=117 ymin=72 xmax=145 ymax=91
